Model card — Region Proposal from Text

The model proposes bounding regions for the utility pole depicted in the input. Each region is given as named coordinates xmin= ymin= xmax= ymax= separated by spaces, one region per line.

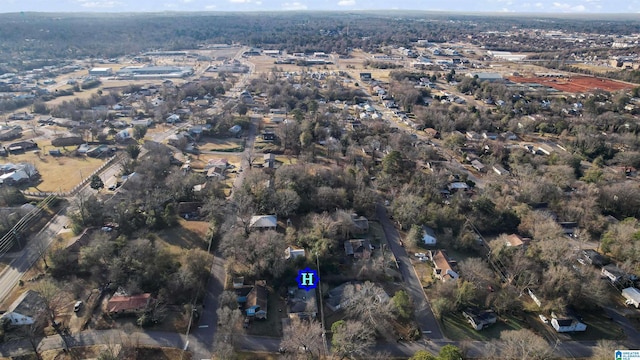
xmin=315 ymin=252 xmax=328 ymax=356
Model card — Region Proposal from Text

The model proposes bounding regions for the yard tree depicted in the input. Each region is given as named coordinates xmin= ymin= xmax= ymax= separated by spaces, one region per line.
xmin=133 ymin=125 xmax=147 ymax=140
xmin=497 ymin=329 xmax=555 ymax=360
xmin=273 ymin=189 xmax=301 ymax=218
xmin=342 ymin=281 xmax=395 ymax=340
xmin=392 ymin=290 xmax=413 ymax=320
xmin=406 ymin=224 xmax=423 ymax=247
xmin=438 ymin=345 xmax=464 ymax=360
xmin=126 ymin=144 xmax=141 ymax=160
xmin=331 ymin=319 xmax=374 ymax=359
xmin=89 ymin=174 xmax=104 ymax=190
xmin=590 ymin=340 xmax=622 ymax=360
xmin=409 ymin=350 xmax=437 ymax=360
xmin=458 ymin=257 xmax=496 ymax=291
xmin=33 ymin=279 xmax=69 ymax=325
xmin=391 ymin=194 xmax=426 ymax=230
xmin=280 ymin=318 xmax=325 ymax=360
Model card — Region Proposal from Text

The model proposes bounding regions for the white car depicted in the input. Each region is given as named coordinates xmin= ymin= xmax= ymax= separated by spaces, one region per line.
xmin=74 ymin=301 xmax=83 ymax=312
xmin=415 ymin=252 xmax=426 ymax=258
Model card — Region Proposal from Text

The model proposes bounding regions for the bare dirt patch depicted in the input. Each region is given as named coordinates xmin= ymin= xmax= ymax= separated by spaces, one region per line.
xmin=508 ymin=75 xmax=634 ymax=93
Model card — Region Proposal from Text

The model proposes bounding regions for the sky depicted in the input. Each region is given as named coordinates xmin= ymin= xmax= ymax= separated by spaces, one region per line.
xmin=1 ymin=0 xmax=640 ymax=13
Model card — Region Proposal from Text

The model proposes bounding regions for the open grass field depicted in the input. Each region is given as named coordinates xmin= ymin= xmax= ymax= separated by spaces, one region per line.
xmin=199 ymin=137 xmax=244 ymax=152
xmin=10 ymin=150 xmax=106 ymax=193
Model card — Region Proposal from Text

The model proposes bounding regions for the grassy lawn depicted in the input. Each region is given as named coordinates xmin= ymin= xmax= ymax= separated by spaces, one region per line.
xmin=568 ymin=310 xmax=625 ymax=341
xmin=441 ymin=312 xmax=525 ymax=341
xmin=367 ymin=221 xmax=386 ymax=247
xmin=9 ymin=149 xmax=106 ymax=192
xmin=246 ymin=293 xmax=287 ymax=338
xmin=189 ymin=154 xmax=242 ymax=170
xmin=154 ymin=219 xmax=210 ymax=256
xmin=235 ymin=352 xmax=279 ymax=360
xmin=199 ymin=137 xmax=244 ymax=152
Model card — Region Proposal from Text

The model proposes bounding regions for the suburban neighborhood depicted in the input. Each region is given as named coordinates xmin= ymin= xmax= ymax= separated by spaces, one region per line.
xmin=0 ymin=6 xmax=639 ymax=360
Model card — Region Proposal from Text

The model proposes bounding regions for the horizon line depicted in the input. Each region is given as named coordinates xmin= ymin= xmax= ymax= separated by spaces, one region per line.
xmin=0 ymin=10 xmax=638 ymax=16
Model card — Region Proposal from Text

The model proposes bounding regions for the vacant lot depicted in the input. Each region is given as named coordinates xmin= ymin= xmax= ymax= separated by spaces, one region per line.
xmin=14 ymin=152 xmax=106 ymax=193
xmin=155 ymin=219 xmax=210 ymax=256
xmin=441 ymin=312 xmax=525 ymax=341
xmin=509 ymin=75 xmax=634 ymax=93
xmin=199 ymin=137 xmax=244 ymax=152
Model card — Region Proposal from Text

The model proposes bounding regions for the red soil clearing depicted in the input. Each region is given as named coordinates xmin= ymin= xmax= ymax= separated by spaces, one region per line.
xmin=508 ymin=75 xmax=634 ymax=93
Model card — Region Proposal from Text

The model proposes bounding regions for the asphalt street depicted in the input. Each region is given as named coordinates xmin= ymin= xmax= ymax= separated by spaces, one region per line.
xmin=376 ymin=203 xmax=444 ymax=340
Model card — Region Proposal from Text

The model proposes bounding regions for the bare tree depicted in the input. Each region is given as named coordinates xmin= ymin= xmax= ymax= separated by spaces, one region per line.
xmin=342 ymin=281 xmax=395 ymax=340
xmin=331 ymin=320 xmax=374 ymax=359
xmin=21 ymin=311 xmax=47 ymax=360
xmin=497 ymin=329 xmax=555 ymax=360
xmin=280 ymin=318 xmax=325 ymax=360
xmin=590 ymin=339 xmax=623 ymax=360
xmin=33 ymin=280 xmax=68 ymax=325
xmin=458 ymin=257 xmax=497 ymax=290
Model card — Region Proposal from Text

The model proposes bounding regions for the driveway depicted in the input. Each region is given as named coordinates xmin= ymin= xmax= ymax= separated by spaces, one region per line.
xmin=375 ymin=204 xmax=444 ymax=340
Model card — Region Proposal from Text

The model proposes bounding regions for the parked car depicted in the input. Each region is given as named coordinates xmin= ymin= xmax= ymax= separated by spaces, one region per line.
xmin=74 ymin=301 xmax=83 ymax=312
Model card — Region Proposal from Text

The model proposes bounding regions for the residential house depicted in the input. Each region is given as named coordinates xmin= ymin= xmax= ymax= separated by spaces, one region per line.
xmin=448 ymin=182 xmax=470 ymax=192
xmin=429 ymin=250 xmax=459 ymax=281
xmin=550 ymin=311 xmax=587 ymax=333
xmin=344 ymin=239 xmax=373 ymax=259
xmin=106 ymin=293 xmax=152 ymax=315
xmin=423 ymin=128 xmax=440 ymax=138
xmin=264 ymin=153 xmax=276 ymax=169
xmin=601 ymin=264 xmax=636 ymax=286
xmin=0 ymin=290 xmax=45 ymax=327
xmin=115 ymin=128 xmax=132 ymax=142
xmin=502 ymin=131 xmax=518 ymax=141
xmin=466 ymin=131 xmax=481 ymax=141
xmin=232 ymin=277 xmax=245 ymax=289
xmin=262 ymin=131 xmax=276 ymax=141
xmin=471 ymin=159 xmax=486 ymax=172
xmin=462 ymin=308 xmax=497 ymax=330
xmin=177 ymin=202 xmax=203 ymax=220
xmin=536 ymin=144 xmax=555 ymax=156
xmin=422 ymin=225 xmax=437 ymax=246
xmin=249 ymin=215 xmax=277 ymax=231
xmin=622 ymin=287 xmax=640 ymax=308
xmin=287 ymin=287 xmax=317 ymax=320
xmin=285 ymin=246 xmax=306 ymax=260
xmin=206 ymin=167 xmax=226 ymax=180
xmin=246 ymin=281 xmax=268 ymax=320
xmin=351 ymin=214 xmax=369 ymax=234
xmin=359 ymin=73 xmax=372 ymax=81
xmin=229 ymin=125 xmax=242 ymax=135
xmin=492 ymin=165 xmax=509 ymax=176
xmin=204 ymin=158 xmax=228 ymax=170
xmin=166 ymin=114 xmax=180 ymax=124
xmin=0 ymin=126 xmax=23 ymax=141
xmin=580 ymin=249 xmax=609 ymax=267
xmin=482 ymin=132 xmax=498 ymax=140
xmin=504 ymin=234 xmax=529 ymax=247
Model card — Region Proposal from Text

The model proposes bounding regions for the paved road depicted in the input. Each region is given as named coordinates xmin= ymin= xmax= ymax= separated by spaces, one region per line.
xmin=376 ymin=204 xmax=444 ymax=340
xmin=0 ymin=208 xmax=68 ymax=305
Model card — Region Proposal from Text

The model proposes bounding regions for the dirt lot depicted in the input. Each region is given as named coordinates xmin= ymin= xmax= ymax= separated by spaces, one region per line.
xmin=508 ymin=75 xmax=634 ymax=93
